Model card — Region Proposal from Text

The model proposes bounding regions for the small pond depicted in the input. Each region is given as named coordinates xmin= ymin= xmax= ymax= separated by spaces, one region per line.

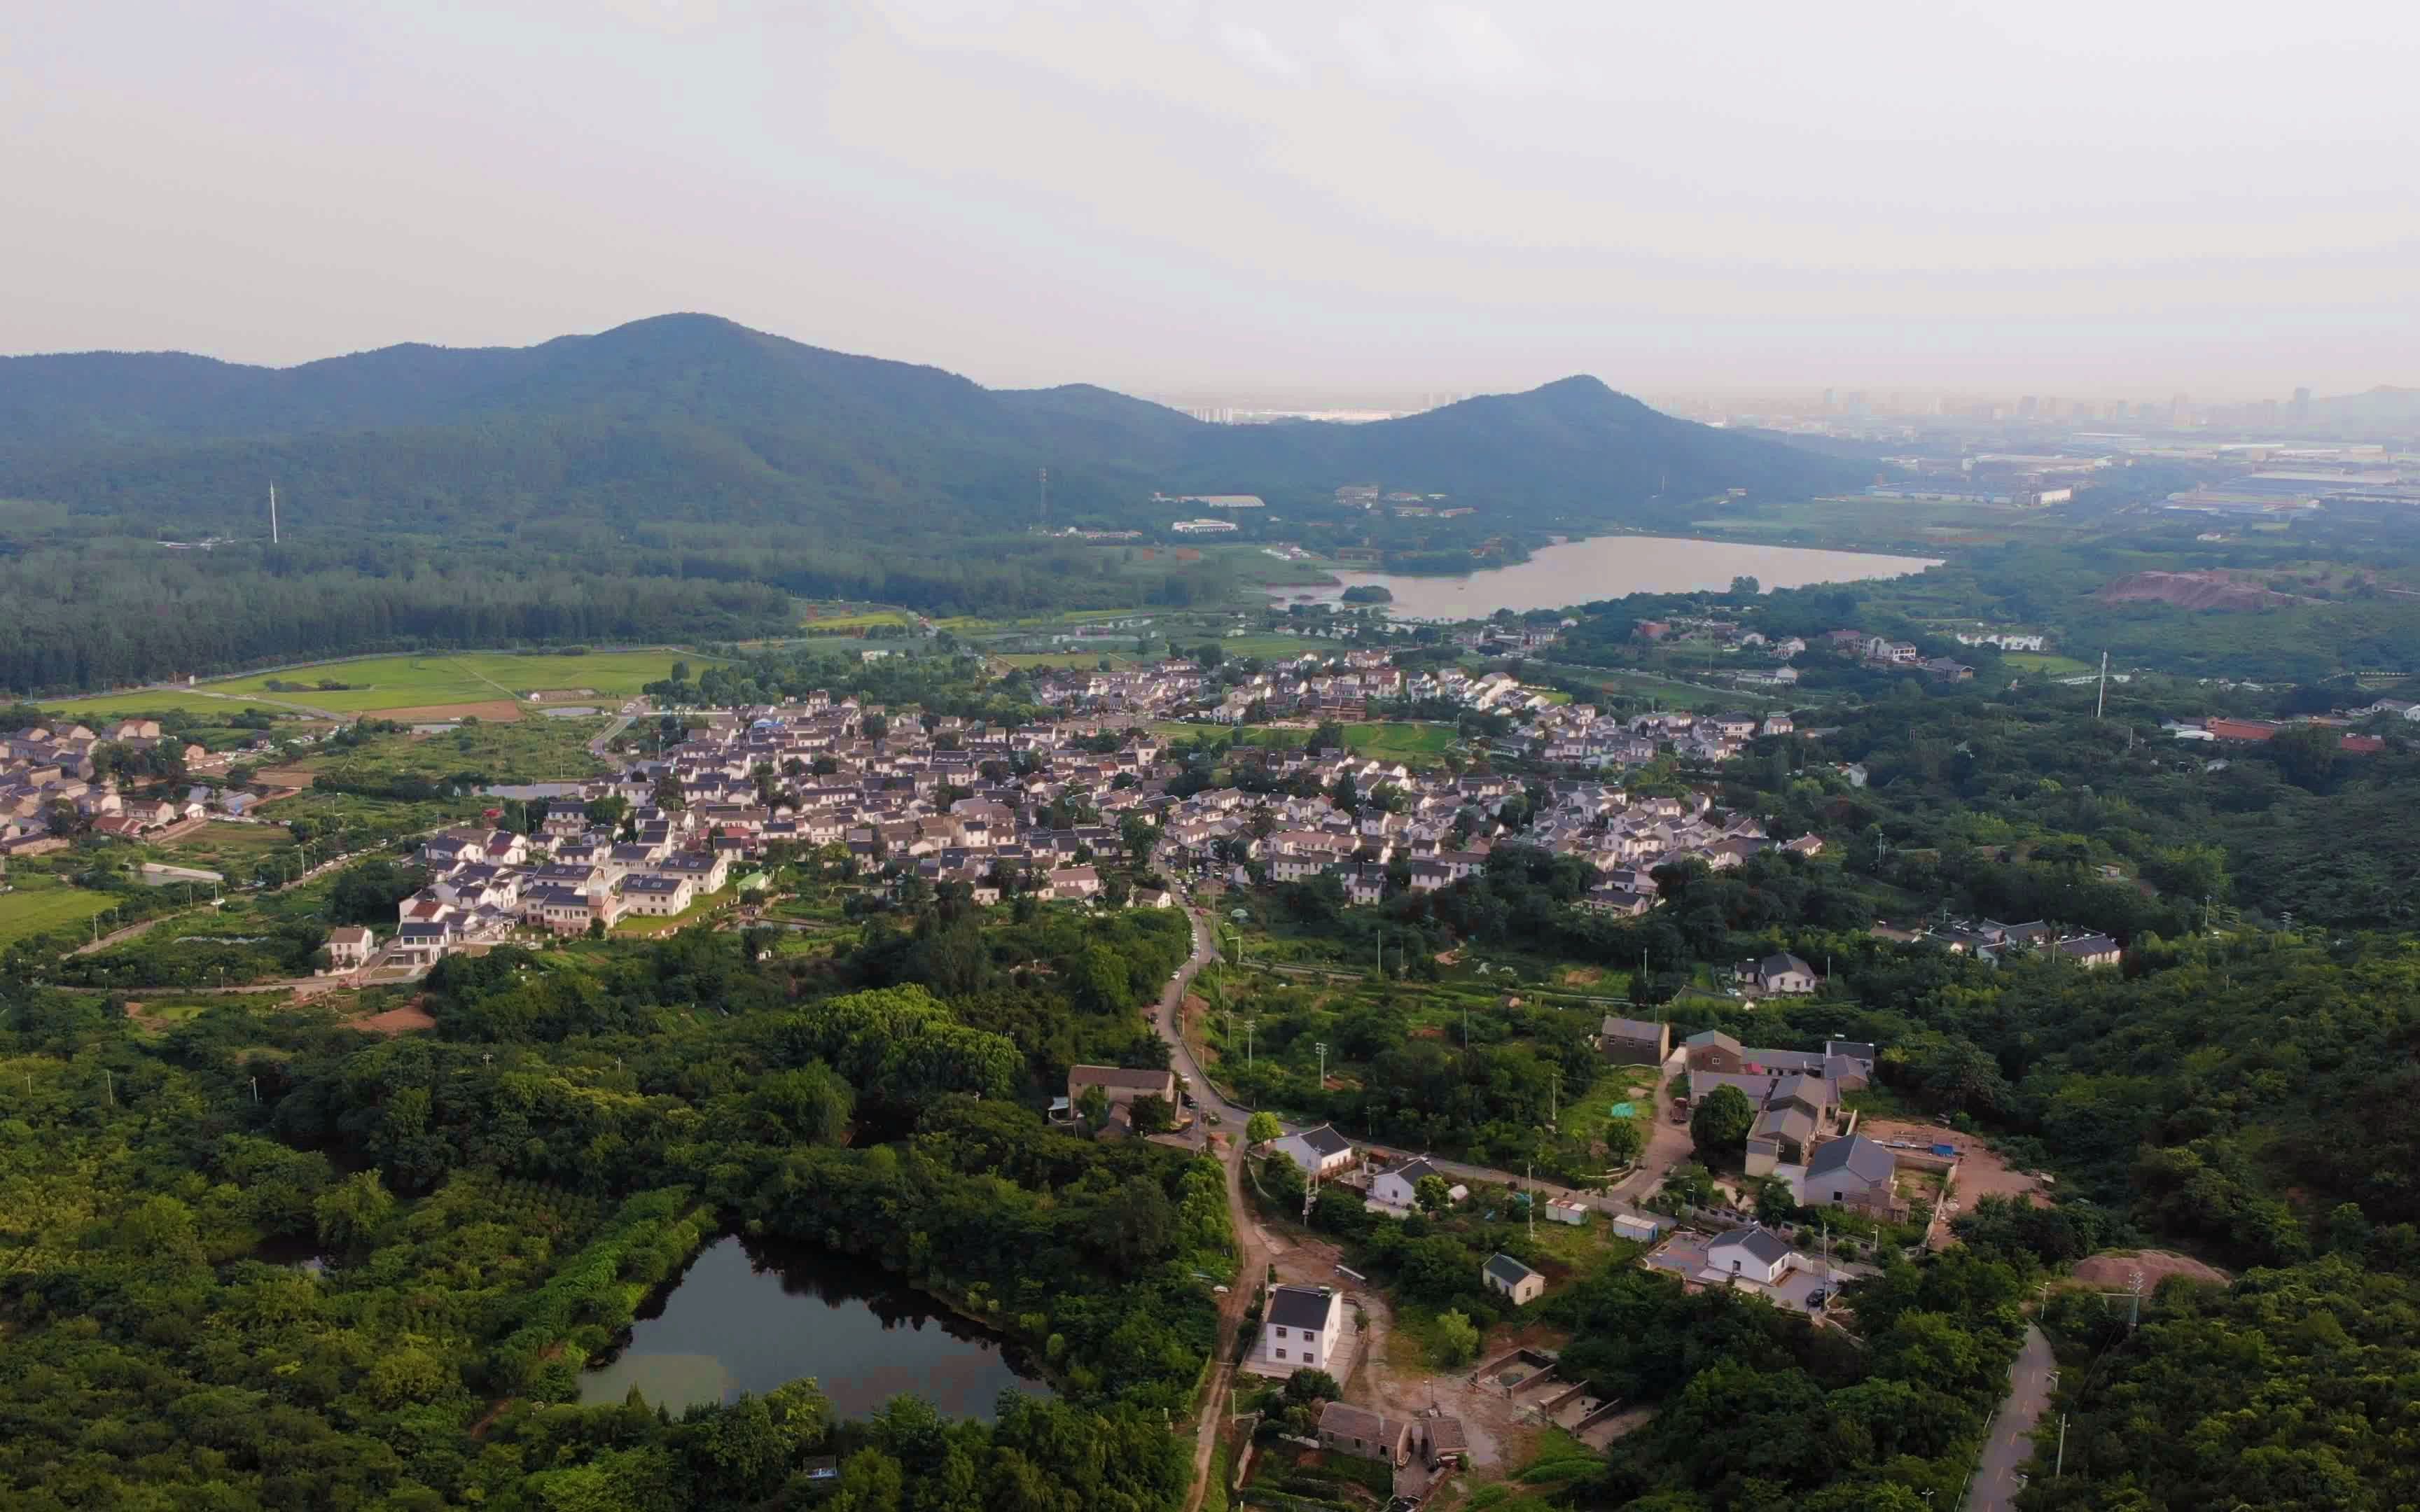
xmin=577 ymin=1236 xmax=1052 ymax=1420
xmin=478 ymin=781 xmax=588 ymax=799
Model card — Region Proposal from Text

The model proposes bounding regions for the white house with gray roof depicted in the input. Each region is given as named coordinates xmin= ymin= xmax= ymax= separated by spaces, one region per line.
xmin=1807 ymin=1135 xmax=1903 ymax=1220
xmin=1482 ymin=1252 xmax=1545 ymax=1305
xmin=1703 ymin=1225 xmax=1803 ymax=1287
xmin=1249 ymin=1284 xmax=1344 ymax=1378
xmin=1272 ymin=1124 xmax=1357 ymax=1177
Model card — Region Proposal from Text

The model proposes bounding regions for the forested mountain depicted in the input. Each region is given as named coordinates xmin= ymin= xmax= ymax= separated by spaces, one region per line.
xmin=0 ymin=314 xmax=1868 ymax=540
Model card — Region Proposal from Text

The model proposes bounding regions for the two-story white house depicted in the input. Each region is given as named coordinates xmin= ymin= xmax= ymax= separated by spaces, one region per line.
xmin=1249 ymin=1284 xmax=1344 ymax=1379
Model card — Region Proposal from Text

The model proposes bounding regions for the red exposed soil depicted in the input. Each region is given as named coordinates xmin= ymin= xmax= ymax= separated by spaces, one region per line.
xmin=2071 ymin=1250 xmax=2230 ymax=1290
xmin=347 ymin=1001 xmax=438 ymax=1035
xmin=380 ymin=699 xmax=525 ymax=722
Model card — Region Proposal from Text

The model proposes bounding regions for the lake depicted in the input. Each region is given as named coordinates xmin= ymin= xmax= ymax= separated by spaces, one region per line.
xmin=577 ymin=1236 xmax=1051 ymax=1420
xmin=1280 ymin=533 xmax=1940 ymax=620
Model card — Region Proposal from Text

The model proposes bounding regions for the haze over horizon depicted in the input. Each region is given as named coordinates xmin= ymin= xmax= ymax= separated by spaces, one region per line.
xmin=10 ymin=0 xmax=2417 ymax=399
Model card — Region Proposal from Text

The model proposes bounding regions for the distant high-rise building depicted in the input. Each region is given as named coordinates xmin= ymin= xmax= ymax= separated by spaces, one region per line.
xmin=2292 ymin=386 xmax=2312 ymax=424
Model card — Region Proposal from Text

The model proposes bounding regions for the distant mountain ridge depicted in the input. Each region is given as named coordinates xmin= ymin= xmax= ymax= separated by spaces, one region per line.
xmin=0 ymin=313 xmax=1869 ymax=537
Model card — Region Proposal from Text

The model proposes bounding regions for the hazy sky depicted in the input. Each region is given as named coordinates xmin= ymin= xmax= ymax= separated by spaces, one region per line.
xmin=9 ymin=0 xmax=2417 ymax=397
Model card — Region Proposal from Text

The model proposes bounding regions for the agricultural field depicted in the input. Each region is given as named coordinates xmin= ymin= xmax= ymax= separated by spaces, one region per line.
xmin=991 ymin=650 xmax=1157 ymax=670
xmin=151 ymin=822 xmax=299 ymax=869
xmin=1683 ymin=493 xmax=2087 ymax=552
xmin=2001 ymin=651 xmax=2099 ymax=678
xmin=1534 ymin=663 xmax=1748 ymax=712
xmin=305 ymin=715 xmax=611 ymax=785
xmin=0 ymin=877 xmax=122 ymax=951
xmin=796 ymin=603 xmax=915 ymax=631
xmin=198 ymin=650 xmax=708 ymax=715
xmin=35 ymin=689 xmax=302 ymax=721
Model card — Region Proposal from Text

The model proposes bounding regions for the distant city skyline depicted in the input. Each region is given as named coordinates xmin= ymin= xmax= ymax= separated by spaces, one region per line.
xmin=7 ymin=2 xmax=2416 ymax=396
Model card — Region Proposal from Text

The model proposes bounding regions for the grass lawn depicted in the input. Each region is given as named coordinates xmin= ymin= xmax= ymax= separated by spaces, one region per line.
xmin=38 ymin=690 xmax=302 ymax=721
xmin=1344 ymin=722 xmax=1459 ymax=764
xmin=613 ymin=890 xmax=735 ymax=937
xmin=202 ymin=650 xmax=709 ymax=713
xmin=1221 ymin=632 xmax=1345 ymax=658
xmin=0 ymin=880 xmax=122 ymax=951
xmin=2002 ymin=651 xmax=2099 ymax=678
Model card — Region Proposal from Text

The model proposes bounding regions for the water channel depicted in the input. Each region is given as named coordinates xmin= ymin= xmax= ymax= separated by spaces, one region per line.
xmin=1278 ymin=533 xmax=1940 ymax=620
xmin=577 ymin=1236 xmax=1051 ymax=1420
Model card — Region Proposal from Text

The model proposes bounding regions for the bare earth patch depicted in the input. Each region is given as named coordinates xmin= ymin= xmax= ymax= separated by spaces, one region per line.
xmin=1559 ymin=966 xmax=1604 ymax=986
xmin=347 ymin=1002 xmax=438 ymax=1035
xmin=2071 ymin=1250 xmax=2231 ymax=1290
xmin=1859 ymin=1118 xmax=2049 ymax=1207
xmin=378 ymin=699 xmax=526 ymax=723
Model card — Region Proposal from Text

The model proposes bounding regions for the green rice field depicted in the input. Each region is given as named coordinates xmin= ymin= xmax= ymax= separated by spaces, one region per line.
xmin=0 ymin=881 xmax=121 ymax=951
xmin=44 ymin=650 xmax=711 ymax=720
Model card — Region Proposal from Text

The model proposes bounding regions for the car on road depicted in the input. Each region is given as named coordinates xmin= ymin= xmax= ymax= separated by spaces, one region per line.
xmin=1806 ymin=1288 xmax=1828 ymax=1310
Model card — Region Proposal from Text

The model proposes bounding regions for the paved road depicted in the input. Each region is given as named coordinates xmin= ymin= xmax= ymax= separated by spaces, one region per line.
xmin=1968 ymin=1323 xmax=2054 ymax=1512
xmin=587 ymin=707 xmax=639 ymax=760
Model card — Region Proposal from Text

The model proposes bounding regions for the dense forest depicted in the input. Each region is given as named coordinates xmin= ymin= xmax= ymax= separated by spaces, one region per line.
xmin=0 ymin=506 xmax=1244 ymax=694
xmin=0 ymin=909 xmax=1223 ymax=1511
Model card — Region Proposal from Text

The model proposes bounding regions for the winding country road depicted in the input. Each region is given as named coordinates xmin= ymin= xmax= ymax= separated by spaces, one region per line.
xmin=1145 ymin=858 xmax=1692 ymax=1511
xmin=1150 ymin=869 xmax=1263 ymax=1512
xmin=1968 ymin=1323 xmax=2054 ymax=1512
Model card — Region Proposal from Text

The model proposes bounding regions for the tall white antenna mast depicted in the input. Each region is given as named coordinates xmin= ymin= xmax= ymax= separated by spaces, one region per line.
xmin=270 ymin=483 xmax=279 ymax=545
xmin=2095 ymin=650 xmax=2108 ymax=719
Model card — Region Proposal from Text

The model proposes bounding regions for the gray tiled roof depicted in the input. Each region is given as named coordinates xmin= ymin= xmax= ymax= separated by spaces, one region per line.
xmin=1808 ymin=1134 xmax=1896 ymax=1185
xmin=1713 ymin=1225 xmax=1794 ymax=1266
xmin=1484 ymin=1253 xmax=1539 ymax=1287
xmin=1267 ymin=1285 xmax=1337 ymax=1330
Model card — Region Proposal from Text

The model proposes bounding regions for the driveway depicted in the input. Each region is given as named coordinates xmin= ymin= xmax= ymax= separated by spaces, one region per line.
xmin=1968 ymin=1323 xmax=2053 ymax=1512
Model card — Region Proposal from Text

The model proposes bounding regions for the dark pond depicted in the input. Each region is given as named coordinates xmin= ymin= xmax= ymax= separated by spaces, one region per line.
xmin=577 ymin=1236 xmax=1052 ymax=1420
xmin=249 ymin=1233 xmax=331 ymax=1275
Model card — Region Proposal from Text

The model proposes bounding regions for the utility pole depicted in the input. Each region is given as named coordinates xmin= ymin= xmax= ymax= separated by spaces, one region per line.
xmin=2054 ymin=1414 xmax=2067 ymax=1478
xmin=1549 ymin=1068 xmax=1560 ymax=1130
xmin=2095 ymin=650 xmax=2109 ymax=720
xmin=1245 ymin=1017 xmax=1255 ymax=1068
xmin=1527 ymin=1163 xmax=1535 ymax=1239
xmin=104 ymin=1071 xmax=113 ymax=1108
xmin=1038 ymin=467 xmax=1050 ymax=528
xmin=269 ymin=482 xmax=279 ymax=545
xmin=1315 ymin=1041 xmax=1328 ymax=1091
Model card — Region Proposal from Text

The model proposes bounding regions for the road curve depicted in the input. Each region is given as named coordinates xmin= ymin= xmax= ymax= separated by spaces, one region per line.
xmin=1153 ymin=867 xmax=1261 ymax=1512
xmin=1968 ymin=1323 xmax=2054 ymax=1512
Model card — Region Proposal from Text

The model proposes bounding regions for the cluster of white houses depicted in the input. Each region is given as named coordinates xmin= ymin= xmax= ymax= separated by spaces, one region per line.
xmin=1 ymin=720 xmax=214 ymax=853
xmin=391 ymin=820 xmax=738 ymax=963
xmin=1160 ymin=760 xmax=1809 ymax=917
